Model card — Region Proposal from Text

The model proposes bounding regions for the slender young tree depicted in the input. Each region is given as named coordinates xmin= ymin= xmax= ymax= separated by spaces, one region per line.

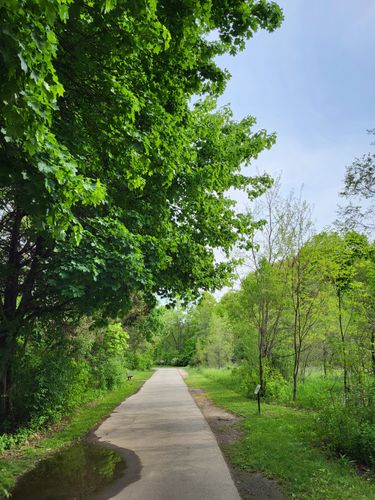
xmin=278 ymin=194 xmax=324 ymax=401
xmin=313 ymin=231 xmax=368 ymax=396
xmin=241 ymin=179 xmax=290 ymax=393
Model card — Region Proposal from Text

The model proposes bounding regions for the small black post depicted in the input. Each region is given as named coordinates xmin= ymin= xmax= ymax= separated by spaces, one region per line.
xmin=257 ymin=392 xmax=261 ymax=415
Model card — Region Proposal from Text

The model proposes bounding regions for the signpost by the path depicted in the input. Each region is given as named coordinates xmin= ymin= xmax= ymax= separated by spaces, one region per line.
xmin=254 ymin=384 xmax=261 ymax=415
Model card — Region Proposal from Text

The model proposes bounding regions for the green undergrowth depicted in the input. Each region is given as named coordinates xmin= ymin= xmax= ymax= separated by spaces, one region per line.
xmin=0 ymin=370 xmax=152 ymax=499
xmin=283 ymin=371 xmax=343 ymax=409
xmin=186 ymin=368 xmax=375 ymax=500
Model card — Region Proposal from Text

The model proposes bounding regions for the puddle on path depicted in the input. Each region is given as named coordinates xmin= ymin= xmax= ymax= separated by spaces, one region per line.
xmin=11 ymin=442 xmax=126 ymax=499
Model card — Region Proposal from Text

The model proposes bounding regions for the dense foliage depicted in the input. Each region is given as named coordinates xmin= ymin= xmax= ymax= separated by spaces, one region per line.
xmin=0 ymin=0 xmax=283 ymax=430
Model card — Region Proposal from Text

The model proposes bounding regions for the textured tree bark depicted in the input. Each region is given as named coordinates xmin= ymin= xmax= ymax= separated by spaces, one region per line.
xmin=0 ymin=208 xmax=23 ymax=420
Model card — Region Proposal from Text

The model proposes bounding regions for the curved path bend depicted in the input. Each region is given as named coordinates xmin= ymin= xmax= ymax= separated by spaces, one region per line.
xmin=94 ymin=368 xmax=241 ymax=500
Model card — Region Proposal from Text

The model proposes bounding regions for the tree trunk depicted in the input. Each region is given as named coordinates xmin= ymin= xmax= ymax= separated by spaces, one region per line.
xmin=258 ymin=302 xmax=266 ymax=394
xmin=0 ymin=357 xmax=12 ymax=421
xmin=293 ymin=337 xmax=304 ymax=401
xmin=258 ymin=323 xmax=265 ymax=394
xmin=323 ymin=342 xmax=327 ymax=376
xmin=259 ymin=347 xmax=264 ymax=393
xmin=292 ymin=369 xmax=298 ymax=401
xmin=0 ymin=208 xmax=23 ymax=419
xmin=0 ymin=328 xmax=18 ymax=420
xmin=292 ymin=308 xmax=299 ymax=401
xmin=370 ymin=329 xmax=375 ymax=376
xmin=338 ymin=290 xmax=349 ymax=397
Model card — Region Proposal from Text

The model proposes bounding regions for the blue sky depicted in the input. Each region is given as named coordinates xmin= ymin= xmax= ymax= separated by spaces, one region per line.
xmin=216 ymin=0 xmax=375 ymax=229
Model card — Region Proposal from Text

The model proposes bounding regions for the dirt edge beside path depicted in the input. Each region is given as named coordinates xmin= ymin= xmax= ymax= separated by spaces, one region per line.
xmin=181 ymin=373 xmax=284 ymax=500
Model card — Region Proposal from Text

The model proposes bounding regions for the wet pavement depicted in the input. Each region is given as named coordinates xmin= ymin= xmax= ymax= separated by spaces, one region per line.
xmin=11 ymin=442 xmax=126 ymax=499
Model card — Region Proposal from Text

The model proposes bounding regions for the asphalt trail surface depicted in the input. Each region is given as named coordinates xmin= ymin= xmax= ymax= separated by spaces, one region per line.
xmin=94 ymin=368 xmax=241 ymax=500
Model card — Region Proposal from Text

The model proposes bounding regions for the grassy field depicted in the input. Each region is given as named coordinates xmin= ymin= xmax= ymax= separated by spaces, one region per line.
xmin=186 ymin=368 xmax=375 ymax=500
xmin=198 ymin=366 xmax=344 ymax=410
xmin=0 ymin=370 xmax=152 ymax=499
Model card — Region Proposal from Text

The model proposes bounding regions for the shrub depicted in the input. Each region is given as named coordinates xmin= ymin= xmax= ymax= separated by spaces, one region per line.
xmin=127 ymin=347 xmax=154 ymax=370
xmin=5 ymin=319 xmax=129 ymax=432
xmin=230 ymin=365 xmax=259 ymax=397
xmin=11 ymin=349 xmax=91 ymax=426
xmin=317 ymin=381 xmax=375 ymax=470
xmin=264 ymin=367 xmax=289 ymax=401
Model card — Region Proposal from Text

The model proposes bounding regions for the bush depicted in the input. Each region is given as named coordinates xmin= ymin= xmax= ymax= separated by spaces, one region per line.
xmin=263 ymin=367 xmax=289 ymax=401
xmin=317 ymin=381 xmax=375 ymax=470
xmin=229 ymin=363 xmax=289 ymax=401
xmin=0 ymin=426 xmax=38 ymax=453
xmin=90 ymin=354 xmax=125 ymax=390
xmin=89 ymin=322 xmax=128 ymax=390
xmin=3 ymin=319 xmax=129 ymax=434
xmin=127 ymin=348 xmax=154 ymax=370
xmin=11 ymin=348 xmax=91 ymax=427
xmin=230 ymin=365 xmax=259 ymax=397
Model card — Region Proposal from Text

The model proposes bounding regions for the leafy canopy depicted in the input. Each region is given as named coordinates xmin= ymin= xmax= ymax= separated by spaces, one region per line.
xmin=0 ymin=0 xmax=283 ymax=324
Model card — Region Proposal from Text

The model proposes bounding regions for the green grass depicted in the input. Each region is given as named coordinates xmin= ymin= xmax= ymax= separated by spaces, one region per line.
xmin=291 ymin=375 xmax=340 ymax=408
xmin=283 ymin=370 xmax=343 ymax=410
xmin=200 ymin=366 xmax=344 ymax=410
xmin=0 ymin=370 xmax=152 ymax=499
xmin=186 ymin=368 xmax=375 ymax=500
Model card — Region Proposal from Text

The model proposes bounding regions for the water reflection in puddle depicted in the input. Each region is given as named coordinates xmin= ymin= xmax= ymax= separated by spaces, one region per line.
xmin=11 ymin=442 xmax=126 ymax=499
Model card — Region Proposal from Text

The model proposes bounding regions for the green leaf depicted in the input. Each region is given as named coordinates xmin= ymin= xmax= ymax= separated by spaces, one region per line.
xmin=17 ymin=52 xmax=27 ymax=72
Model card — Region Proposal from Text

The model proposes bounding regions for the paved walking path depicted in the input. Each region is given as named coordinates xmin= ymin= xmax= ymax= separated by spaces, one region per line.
xmin=94 ymin=368 xmax=241 ymax=500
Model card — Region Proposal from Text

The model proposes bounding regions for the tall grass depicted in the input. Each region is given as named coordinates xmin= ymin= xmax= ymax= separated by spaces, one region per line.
xmin=187 ymin=368 xmax=375 ymax=499
xmin=195 ymin=366 xmax=375 ymax=472
xmin=196 ymin=366 xmax=343 ymax=409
